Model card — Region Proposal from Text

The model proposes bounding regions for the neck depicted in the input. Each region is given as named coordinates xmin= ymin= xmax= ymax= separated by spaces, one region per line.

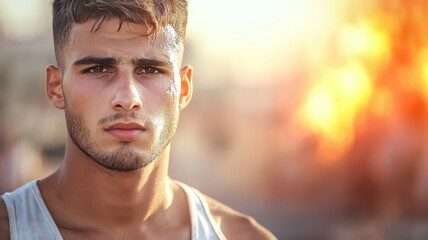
xmin=39 ymin=139 xmax=174 ymax=230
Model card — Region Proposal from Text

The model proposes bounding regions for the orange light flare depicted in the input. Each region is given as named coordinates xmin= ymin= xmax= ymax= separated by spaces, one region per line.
xmin=298 ymin=11 xmax=396 ymax=166
xmin=417 ymin=47 xmax=428 ymax=99
xmin=337 ymin=18 xmax=392 ymax=72
xmin=301 ymin=62 xmax=373 ymax=166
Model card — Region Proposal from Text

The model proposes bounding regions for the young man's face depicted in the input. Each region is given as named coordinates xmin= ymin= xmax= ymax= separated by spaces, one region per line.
xmin=46 ymin=19 xmax=192 ymax=171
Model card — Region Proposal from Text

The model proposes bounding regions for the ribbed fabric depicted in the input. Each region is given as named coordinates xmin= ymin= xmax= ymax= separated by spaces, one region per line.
xmin=1 ymin=181 xmax=63 ymax=240
xmin=1 ymin=180 xmax=227 ymax=240
xmin=177 ymin=182 xmax=227 ymax=240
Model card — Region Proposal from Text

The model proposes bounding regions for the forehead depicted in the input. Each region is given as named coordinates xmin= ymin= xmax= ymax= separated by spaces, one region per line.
xmin=64 ymin=19 xmax=183 ymax=66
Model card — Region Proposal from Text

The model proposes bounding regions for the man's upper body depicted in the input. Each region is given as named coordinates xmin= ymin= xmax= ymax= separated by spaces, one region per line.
xmin=0 ymin=179 xmax=274 ymax=239
xmin=0 ymin=0 xmax=276 ymax=239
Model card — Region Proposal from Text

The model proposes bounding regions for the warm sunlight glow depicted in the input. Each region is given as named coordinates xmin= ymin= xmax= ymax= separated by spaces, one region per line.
xmin=370 ymin=90 xmax=393 ymax=118
xmin=422 ymin=61 xmax=428 ymax=96
xmin=303 ymin=62 xmax=373 ymax=164
xmin=338 ymin=20 xmax=390 ymax=63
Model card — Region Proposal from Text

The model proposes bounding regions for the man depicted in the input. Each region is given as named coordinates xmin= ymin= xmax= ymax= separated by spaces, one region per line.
xmin=0 ymin=0 xmax=276 ymax=239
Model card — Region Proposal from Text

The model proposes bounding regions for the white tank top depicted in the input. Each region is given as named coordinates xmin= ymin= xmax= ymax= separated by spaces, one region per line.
xmin=1 ymin=180 xmax=227 ymax=240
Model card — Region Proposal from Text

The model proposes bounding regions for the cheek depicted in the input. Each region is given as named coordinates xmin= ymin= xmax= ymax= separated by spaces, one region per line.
xmin=146 ymin=79 xmax=180 ymax=107
xmin=63 ymin=84 xmax=105 ymax=125
xmin=164 ymin=71 xmax=182 ymax=102
xmin=165 ymin=81 xmax=180 ymax=101
xmin=63 ymin=77 xmax=96 ymax=105
xmin=164 ymin=82 xmax=181 ymax=113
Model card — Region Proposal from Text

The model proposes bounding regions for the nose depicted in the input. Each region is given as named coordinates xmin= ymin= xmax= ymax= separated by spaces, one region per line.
xmin=111 ymin=73 xmax=143 ymax=111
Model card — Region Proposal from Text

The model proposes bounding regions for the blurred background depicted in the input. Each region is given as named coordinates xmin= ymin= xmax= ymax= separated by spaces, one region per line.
xmin=1 ymin=0 xmax=428 ymax=239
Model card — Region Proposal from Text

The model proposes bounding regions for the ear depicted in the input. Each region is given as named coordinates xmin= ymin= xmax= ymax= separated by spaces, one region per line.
xmin=46 ymin=65 xmax=65 ymax=109
xmin=179 ymin=65 xmax=193 ymax=110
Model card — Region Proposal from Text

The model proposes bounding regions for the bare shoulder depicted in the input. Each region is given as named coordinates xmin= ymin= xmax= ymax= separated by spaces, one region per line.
xmin=203 ymin=194 xmax=277 ymax=240
xmin=0 ymin=198 xmax=10 ymax=240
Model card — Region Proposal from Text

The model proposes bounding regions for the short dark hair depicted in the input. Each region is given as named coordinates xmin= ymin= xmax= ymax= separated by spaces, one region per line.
xmin=52 ymin=0 xmax=188 ymax=68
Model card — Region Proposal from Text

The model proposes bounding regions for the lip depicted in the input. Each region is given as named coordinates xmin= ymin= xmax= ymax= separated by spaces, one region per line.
xmin=105 ymin=122 xmax=146 ymax=141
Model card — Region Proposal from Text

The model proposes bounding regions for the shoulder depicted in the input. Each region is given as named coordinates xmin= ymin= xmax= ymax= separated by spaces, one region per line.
xmin=0 ymin=197 xmax=10 ymax=240
xmin=203 ymin=194 xmax=277 ymax=240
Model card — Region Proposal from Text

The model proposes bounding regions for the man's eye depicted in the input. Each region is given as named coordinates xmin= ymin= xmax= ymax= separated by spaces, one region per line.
xmin=84 ymin=66 xmax=111 ymax=74
xmin=139 ymin=67 xmax=160 ymax=74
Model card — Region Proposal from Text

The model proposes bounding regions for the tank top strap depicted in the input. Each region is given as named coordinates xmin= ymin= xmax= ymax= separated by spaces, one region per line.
xmin=176 ymin=181 xmax=227 ymax=240
xmin=1 ymin=180 xmax=63 ymax=240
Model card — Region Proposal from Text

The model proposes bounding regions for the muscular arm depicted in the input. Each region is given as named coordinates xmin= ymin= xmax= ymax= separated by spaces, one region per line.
xmin=205 ymin=195 xmax=277 ymax=240
xmin=0 ymin=198 xmax=10 ymax=240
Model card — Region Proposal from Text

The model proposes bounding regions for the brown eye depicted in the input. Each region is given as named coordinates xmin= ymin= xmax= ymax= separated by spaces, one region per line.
xmin=84 ymin=66 xmax=111 ymax=74
xmin=140 ymin=67 xmax=160 ymax=74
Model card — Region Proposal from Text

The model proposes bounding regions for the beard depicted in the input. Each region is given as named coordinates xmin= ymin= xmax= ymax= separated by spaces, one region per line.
xmin=64 ymin=103 xmax=179 ymax=172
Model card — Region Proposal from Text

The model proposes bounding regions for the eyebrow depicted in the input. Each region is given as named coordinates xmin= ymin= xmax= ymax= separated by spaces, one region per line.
xmin=73 ymin=56 xmax=172 ymax=68
xmin=73 ymin=56 xmax=117 ymax=66
xmin=133 ymin=58 xmax=171 ymax=68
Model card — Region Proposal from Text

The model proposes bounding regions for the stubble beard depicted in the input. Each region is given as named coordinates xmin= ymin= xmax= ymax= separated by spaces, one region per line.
xmin=64 ymin=105 xmax=178 ymax=172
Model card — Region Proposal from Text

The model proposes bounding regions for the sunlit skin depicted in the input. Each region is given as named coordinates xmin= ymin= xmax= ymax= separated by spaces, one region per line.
xmin=59 ymin=22 xmax=184 ymax=172
xmin=0 ymin=19 xmax=275 ymax=239
xmin=41 ymin=19 xmax=193 ymax=239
